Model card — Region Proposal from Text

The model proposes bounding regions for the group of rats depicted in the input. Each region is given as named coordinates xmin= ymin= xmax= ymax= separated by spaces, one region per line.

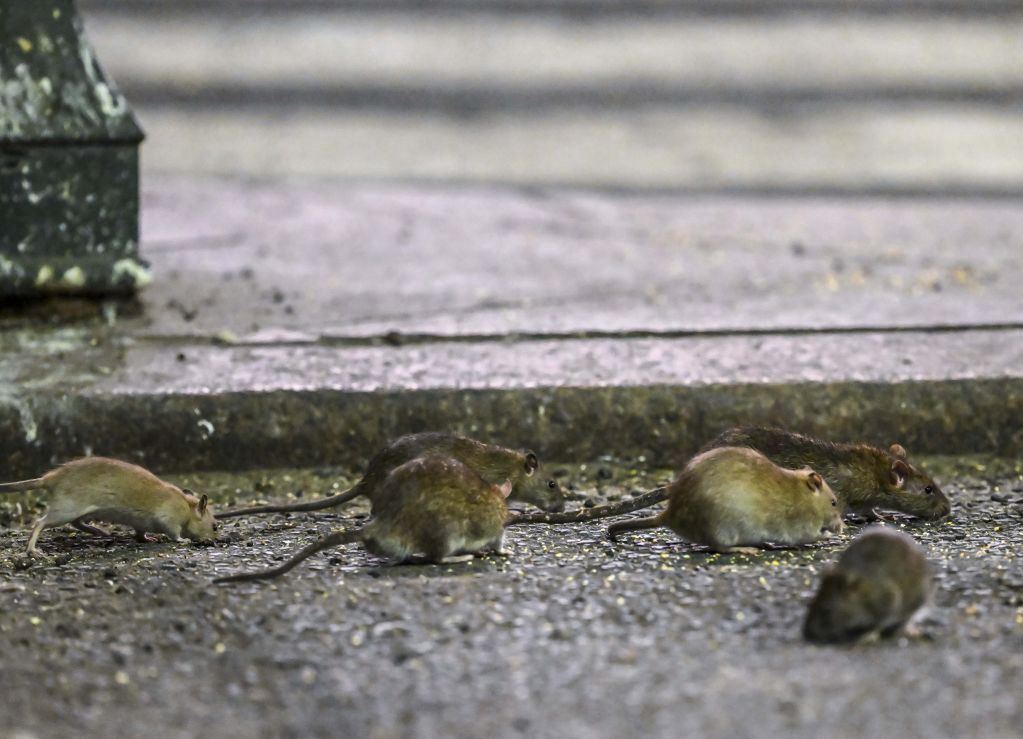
xmin=1 ymin=426 xmax=951 ymax=644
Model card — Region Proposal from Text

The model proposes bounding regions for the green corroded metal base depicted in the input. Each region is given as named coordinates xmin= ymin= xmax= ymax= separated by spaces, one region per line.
xmin=0 ymin=0 xmax=146 ymax=297
xmin=0 ymin=146 xmax=149 ymax=295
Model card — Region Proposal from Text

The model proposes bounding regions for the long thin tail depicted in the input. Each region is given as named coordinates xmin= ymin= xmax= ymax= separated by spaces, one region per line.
xmin=0 ymin=478 xmax=44 ymax=494
xmin=214 ymin=528 xmax=362 ymax=584
xmin=505 ymin=486 xmax=669 ymax=527
xmin=607 ymin=513 xmax=665 ymax=541
xmin=215 ymin=485 xmax=362 ymax=519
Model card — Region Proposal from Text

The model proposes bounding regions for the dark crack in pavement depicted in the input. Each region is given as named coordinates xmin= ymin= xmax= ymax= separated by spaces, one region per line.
xmin=2 ymin=456 xmax=1022 ymax=738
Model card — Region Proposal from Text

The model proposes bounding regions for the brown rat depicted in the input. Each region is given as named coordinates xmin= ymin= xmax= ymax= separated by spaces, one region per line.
xmin=702 ymin=426 xmax=950 ymax=520
xmin=215 ymin=454 xmax=511 ymax=583
xmin=216 ymin=431 xmax=564 ymax=519
xmin=803 ymin=527 xmax=933 ymax=644
xmin=0 ymin=457 xmax=217 ymax=555
xmin=607 ymin=447 xmax=844 ymax=553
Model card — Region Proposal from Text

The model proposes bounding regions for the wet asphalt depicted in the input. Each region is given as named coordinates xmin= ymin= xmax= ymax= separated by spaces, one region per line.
xmin=1 ymin=457 xmax=1022 ymax=738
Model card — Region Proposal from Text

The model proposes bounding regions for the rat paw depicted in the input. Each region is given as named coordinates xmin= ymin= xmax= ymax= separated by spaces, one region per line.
xmin=12 ymin=555 xmax=39 ymax=570
xmin=439 ymin=555 xmax=474 ymax=564
xmin=720 ymin=546 xmax=762 ymax=555
xmin=15 ymin=551 xmax=67 ymax=568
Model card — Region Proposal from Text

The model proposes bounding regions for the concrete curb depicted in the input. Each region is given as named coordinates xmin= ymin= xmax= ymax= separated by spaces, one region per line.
xmin=3 ymin=333 xmax=1021 ymax=478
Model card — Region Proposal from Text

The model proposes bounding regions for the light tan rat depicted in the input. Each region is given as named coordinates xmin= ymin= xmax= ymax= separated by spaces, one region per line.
xmin=521 ymin=426 xmax=951 ymax=529
xmin=0 ymin=457 xmax=218 ymax=555
xmin=607 ymin=447 xmax=844 ymax=553
xmin=215 ymin=454 xmax=511 ymax=583
xmin=803 ymin=527 xmax=932 ymax=644
xmin=217 ymin=431 xmax=564 ymax=519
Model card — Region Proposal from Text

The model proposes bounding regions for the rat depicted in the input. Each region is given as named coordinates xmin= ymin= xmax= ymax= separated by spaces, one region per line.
xmin=803 ymin=527 xmax=933 ymax=644
xmin=607 ymin=447 xmax=844 ymax=553
xmin=701 ymin=426 xmax=950 ymax=520
xmin=0 ymin=457 xmax=218 ymax=555
xmin=216 ymin=431 xmax=565 ymax=519
xmin=215 ymin=454 xmax=511 ymax=583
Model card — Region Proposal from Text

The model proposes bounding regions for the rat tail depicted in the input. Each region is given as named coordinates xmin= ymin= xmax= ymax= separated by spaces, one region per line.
xmin=607 ymin=512 xmax=666 ymax=541
xmin=215 ymin=484 xmax=363 ymax=519
xmin=505 ymin=486 xmax=669 ymax=527
xmin=214 ymin=528 xmax=362 ymax=584
xmin=0 ymin=478 xmax=44 ymax=494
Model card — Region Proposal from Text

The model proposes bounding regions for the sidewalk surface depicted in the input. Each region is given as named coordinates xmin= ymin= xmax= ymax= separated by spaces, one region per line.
xmin=3 ymin=176 xmax=1023 ymax=476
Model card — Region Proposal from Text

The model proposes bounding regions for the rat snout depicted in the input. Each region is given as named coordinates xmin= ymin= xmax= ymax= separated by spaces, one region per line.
xmin=823 ymin=517 xmax=845 ymax=536
xmin=539 ymin=479 xmax=566 ymax=512
xmin=918 ymin=493 xmax=951 ymax=520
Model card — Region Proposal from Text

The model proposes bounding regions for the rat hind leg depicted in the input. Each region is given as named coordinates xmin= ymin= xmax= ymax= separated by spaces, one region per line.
xmin=363 ymin=531 xmax=415 ymax=564
xmin=438 ymin=554 xmax=474 ymax=564
xmin=482 ymin=531 xmax=507 ymax=556
xmin=26 ymin=506 xmax=85 ymax=556
xmin=72 ymin=520 xmax=111 ymax=537
xmin=26 ymin=514 xmax=50 ymax=556
xmin=419 ymin=529 xmax=471 ymax=565
xmin=718 ymin=546 xmax=763 ymax=555
xmin=879 ymin=619 xmax=912 ymax=639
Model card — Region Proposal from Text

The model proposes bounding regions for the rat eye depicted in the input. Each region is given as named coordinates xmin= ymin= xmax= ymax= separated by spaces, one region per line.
xmin=924 ymin=485 xmax=934 ymax=495
xmin=831 ymin=499 xmax=837 ymax=507
xmin=547 ymin=480 xmax=557 ymax=489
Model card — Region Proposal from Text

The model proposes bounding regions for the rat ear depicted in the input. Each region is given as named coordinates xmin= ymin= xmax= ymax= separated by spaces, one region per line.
xmin=889 ymin=444 xmax=907 ymax=460
xmin=497 ymin=480 xmax=513 ymax=498
xmin=524 ymin=452 xmax=538 ymax=476
xmin=890 ymin=459 xmax=910 ymax=488
xmin=805 ymin=471 xmax=824 ymax=492
xmin=198 ymin=494 xmax=209 ymax=514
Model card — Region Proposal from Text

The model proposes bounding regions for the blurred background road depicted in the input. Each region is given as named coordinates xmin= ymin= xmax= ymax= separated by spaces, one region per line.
xmin=79 ymin=0 xmax=1023 ymax=193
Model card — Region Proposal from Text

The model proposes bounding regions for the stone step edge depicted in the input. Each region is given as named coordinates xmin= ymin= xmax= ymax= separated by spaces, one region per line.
xmin=2 ymin=375 xmax=1019 ymax=479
